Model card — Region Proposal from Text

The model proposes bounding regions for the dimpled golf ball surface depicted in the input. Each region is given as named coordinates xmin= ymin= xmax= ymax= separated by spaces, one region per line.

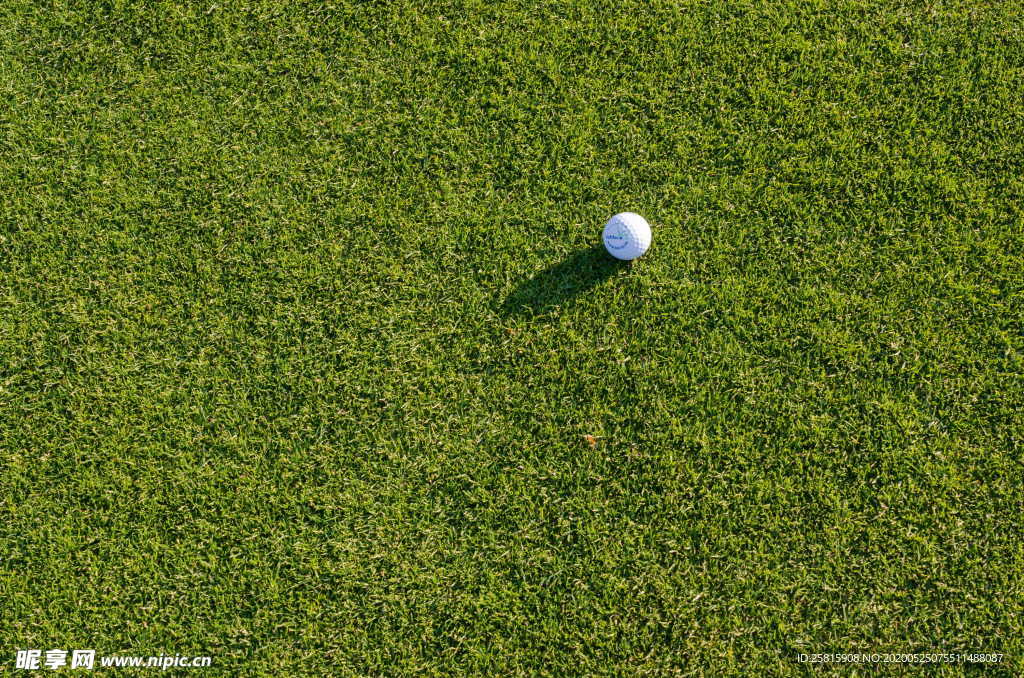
xmin=602 ymin=212 xmax=652 ymax=260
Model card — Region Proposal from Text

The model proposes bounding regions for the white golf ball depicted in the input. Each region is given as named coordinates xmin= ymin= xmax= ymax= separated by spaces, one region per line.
xmin=602 ymin=212 xmax=652 ymax=260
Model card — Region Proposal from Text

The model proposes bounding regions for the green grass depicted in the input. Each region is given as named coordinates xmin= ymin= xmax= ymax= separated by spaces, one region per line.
xmin=2 ymin=1 xmax=1023 ymax=675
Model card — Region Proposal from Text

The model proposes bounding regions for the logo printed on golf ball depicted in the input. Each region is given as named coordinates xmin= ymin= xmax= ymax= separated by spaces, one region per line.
xmin=605 ymin=230 xmax=629 ymax=250
xmin=602 ymin=212 xmax=651 ymax=260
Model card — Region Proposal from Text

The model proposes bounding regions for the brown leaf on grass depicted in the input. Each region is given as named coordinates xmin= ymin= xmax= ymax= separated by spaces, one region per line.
xmin=582 ymin=434 xmax=598 ymax=449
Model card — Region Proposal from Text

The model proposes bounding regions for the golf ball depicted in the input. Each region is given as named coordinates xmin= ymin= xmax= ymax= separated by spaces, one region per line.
xmin=602 ymin=212 xmax=652 ymax=260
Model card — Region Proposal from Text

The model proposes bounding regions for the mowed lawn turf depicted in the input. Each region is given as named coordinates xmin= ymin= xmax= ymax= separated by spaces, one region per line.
xmin=2 ymin=1 xmax=1023 ymax=675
